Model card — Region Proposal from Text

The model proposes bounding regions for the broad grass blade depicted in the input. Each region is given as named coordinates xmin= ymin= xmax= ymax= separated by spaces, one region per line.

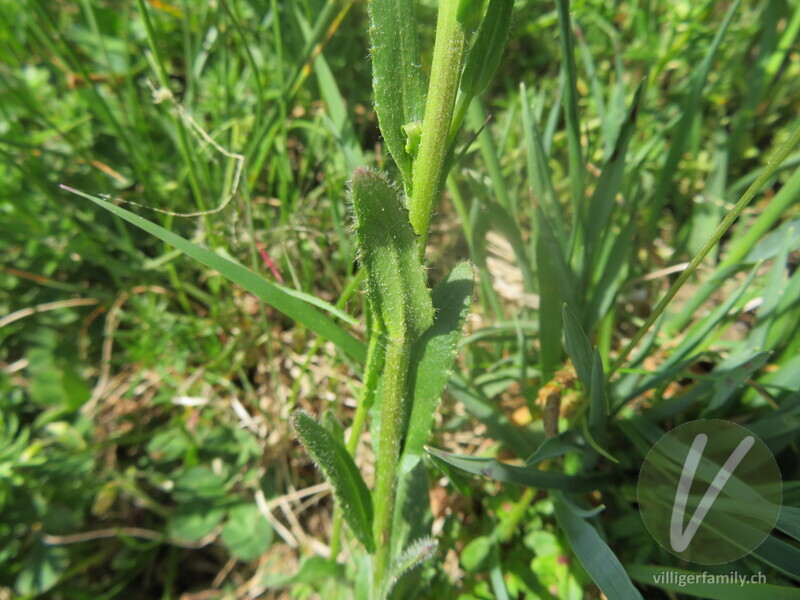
xmin=66 ymin=187 xmax=366 ymax=361
xmin=553 ymin=496 xmax=644 ymax=600
xmin=750 ymin=535 xmax=800 ymax=582
xmin=589 ymin=348 xmax=607 ymax=432
xmin=427 ymin=448 xmax=612 ymax=492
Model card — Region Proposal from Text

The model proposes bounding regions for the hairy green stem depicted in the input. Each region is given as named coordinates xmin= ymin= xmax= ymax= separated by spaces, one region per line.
xmin=409 ymin=0 xmax=468 ymax=251
xmin=372 ymin=335 xmax=411 ymax=595
xmin=610 ymin=119 xmax=800 ymax=375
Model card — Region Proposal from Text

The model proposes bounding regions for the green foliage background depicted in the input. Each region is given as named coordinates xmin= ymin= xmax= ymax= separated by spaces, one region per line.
xmin=1 ymin=0 xmax=799 ymax=598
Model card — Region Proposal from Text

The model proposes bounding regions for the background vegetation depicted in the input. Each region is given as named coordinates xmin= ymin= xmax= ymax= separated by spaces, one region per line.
xmin=1 ymin=0 xmax=799 ymax=598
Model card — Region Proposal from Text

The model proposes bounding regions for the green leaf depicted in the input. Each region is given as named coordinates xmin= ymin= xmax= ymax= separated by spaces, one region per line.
xmin=448 ymin=374 xmax=539 ymax=459
xmin=555 ymin=0 xmax=585 ymax=227
xmin=64 ymin=187 xmax=366 ymax=362
xmin=553 ymin=496 xmax=644 ymax=600
xmin=562 ymin=303 xmax=593 ymax=389
xmin=524 ymin=430 xmax=587 ymax=466
xmin=368 ymin=0 xmax=426 ymax=186
xmin=349 ymin=168 xmax=433 ymax=341
xmin=260 ymin=556 xmax=344 ymax=588
xmin=750 ymin=534 xmax=800 ymax=582
xmin=173 ymin=466 xmax=228 ymax=502
xmin=170 ymin=502 xmax=225 ymax=541
xmin=649 ymin=0 xmax=742 ymax=219
xmin=460 ymin=0 xmax=513 ymax=99
xmin=589 ymin=348 xmax=607 ymax=432
xmin=427 ymin=447 xmax=612 ymax=492
xmin=747 ymin=226 xmax=794 ymax=351
xmin=536 ymin=214 xmax=563 ymax=383
xmin=460 ymin=535 xmax=492 ymax=571
xmin=382 ymin=537 xmax=438 ymax=599
xmin=400 ymin=261 xmax=474 ymax=474
xmin=777 ymin=506 xmax=800 ymax=543
xmin=221 ymin=503 xmax=274 ymax=561
xmin=628 ymin=565 xmax=800 ymax=600
xmin=582 ymin=81 xmax=644 ymax=269
xmin=456 ymin=0 xmax=486 ymax=31
xmin=322 ymin=409 xmax=346 ymax=445
xmin=703 ymin=352 xmax=771 ymax=415
xmin=520 ymin=83 xmax=566 ymax=243
xmin=662 ymin=265 xmax=759 ymax=369
xmin=292 ymin=410 xmax=375 ymax=552
xmin=15 ymin=543 xmax=69 ymax=597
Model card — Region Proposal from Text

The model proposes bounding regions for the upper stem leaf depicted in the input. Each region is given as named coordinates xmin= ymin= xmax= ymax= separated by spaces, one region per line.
xmin=349 ymin=168 xmax=433 ymax=342
xmin=368 ymin=0 xmax=426 ymax=189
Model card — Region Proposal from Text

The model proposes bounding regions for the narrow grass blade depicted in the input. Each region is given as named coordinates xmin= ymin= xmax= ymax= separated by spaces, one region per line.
xmin=662 ymin=266 xmax=759 ymax=369
xmin=488 ymin=537 xmax=510 ymax=600
xmin=585 ymin=216 xmax=636 ymax=332
xmin=648 ymin=0 xmax=741 ymax=223
xmin=555 ymin=0 xmax=585 ymax=234
xmin=448 ymin=375 xmax=539 ymax=459
xmin=368 ymin=0 xmax=426 ymax=185
xmin=427 ymin=448 xmax=612 ymax=492
xmin=777 ymin=506 xmax=800 ymax=543
xmin=611 ymin=116 xmax=800 ymax=374
xmin=747 ymin=227 xmax=793 ymax=352
xmin=524 ymin=430 xmax=587 ymax=466
xmin=484 ymin=200 xmax=534 ymax=291
xmin=670 ymin=166 xmax=800 ymax=332
xmin=704 ymin=352 xmax=771 ymax=415
xmin=628 ymin=565 xmax=799 ymax=600
xmin=563 ymin=303 xmax=593 ymax=389
xmin=750 ymin=535 xmax=800 ymax=582
xmin=537 ymin=232 xmax=561 ymax=384
xmin=459 ymin=0 xmax=514 ymax=101
xmin=537 ymin=207 xmax=576 ymax=382
xmin=765 ymin=258 xmax=800 ymax=350
xmin=401 ymin=261 xmax=474 ymax=474
xmin=520 ymin=83 xmax=566 ymax=244
xmin=583 ymin=82 xmax=644 ymax=279
xmin=349 ymin=168 xmax=433 ymax=341
xmin=553 ymin=495 xmax=644 ymax=600
xmin=292 ymin=411 xmax=375 ymax=552
xmin=293 ymin=7 xmax=364 ymax=171
xmin=65 ymin=187 xmax=366 ymax=362
xmin=589 ymin=348 xmax=607 ymax=431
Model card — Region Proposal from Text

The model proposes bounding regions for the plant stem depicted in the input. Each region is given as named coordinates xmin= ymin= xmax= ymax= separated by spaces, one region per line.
xmin=372 ymin=335 xmax=411 ymax=596
xmin=610 ymin=119 xmax=800 ymax=375
xmin=409 ymin=0 xmax=468 ymax=252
